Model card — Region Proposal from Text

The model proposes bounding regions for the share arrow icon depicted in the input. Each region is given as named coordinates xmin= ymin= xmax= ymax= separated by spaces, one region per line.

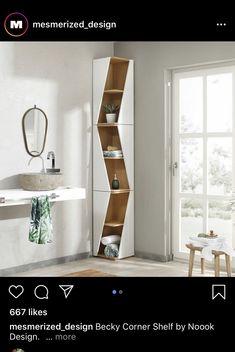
xmin=59 ymin=285 xmax=74 ymax=299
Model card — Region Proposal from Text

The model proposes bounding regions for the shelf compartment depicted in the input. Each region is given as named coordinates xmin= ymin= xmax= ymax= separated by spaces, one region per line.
xmin=98 ymin=58 xmax=129 ymax=123
xmin=99 ymin=206 xmax=126 ymax=257
xmin=105 ymin=158 xmax=129 ymax=190
xmin=98 ymin=220 xmax=124 ymax=256
xmin=95 ymin=190 xmax=134 ymax=259
xmin=105 ymin=59 xmax=129 ymax=91
xmin=100 ymin=191 xmax=129 ymax=257
xmin=98 ymin=125 xmax=122 ymax=151
xmin=104 ymin=192 xmax=129 ymax=225
xmin=98 ymin=93 xmax=122 ymax=123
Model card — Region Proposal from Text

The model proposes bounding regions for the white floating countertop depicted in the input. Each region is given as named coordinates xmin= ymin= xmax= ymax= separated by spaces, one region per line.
xmin=0 ymin=187 xmax=86 ymax=207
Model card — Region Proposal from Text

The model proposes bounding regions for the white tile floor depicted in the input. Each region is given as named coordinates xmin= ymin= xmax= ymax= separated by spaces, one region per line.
xmin=9 ymin=256 xmax=233 ymax=277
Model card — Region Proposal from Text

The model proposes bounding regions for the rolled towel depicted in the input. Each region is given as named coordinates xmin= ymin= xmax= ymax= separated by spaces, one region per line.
xmin=101 ymin=235 xmax=121 ymax=245
xmin=104 ymin=243 xmax=119 ymax=257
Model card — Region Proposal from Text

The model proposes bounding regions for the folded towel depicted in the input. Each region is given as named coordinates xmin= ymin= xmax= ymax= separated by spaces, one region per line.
xmin=29 ymin=195 xmax=53 ymax=244
xmin=189 ymin=235 xmax=226 ymax=247
xmin=188 ymin=235 xmax=235 ymax=261
xmin=104 ymin=243 xmax=119 ymax=257
xmin=101 ymin=235 xmax=121 ymax=245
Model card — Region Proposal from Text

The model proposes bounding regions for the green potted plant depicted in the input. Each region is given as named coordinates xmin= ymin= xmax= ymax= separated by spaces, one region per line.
xmin=103 ymin=103 xmax=119 ymax=123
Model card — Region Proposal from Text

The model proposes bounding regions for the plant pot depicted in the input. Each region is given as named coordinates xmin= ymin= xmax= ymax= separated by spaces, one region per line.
xmin=106 ymin=113 xmax=116 ymax=123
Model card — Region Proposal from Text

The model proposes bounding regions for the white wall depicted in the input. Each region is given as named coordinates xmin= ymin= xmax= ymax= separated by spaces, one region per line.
xmin=115 ymin=42 xmax=235 ymax=260
xmin=0 ymin=42 xmax=113 ymax=271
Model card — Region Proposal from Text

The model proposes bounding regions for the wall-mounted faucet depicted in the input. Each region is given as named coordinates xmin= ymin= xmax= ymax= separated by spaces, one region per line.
xmin=47 ymin=151 xmax=55 ymax=169
xmin=28 ymin=155 xmax=45 ymax=173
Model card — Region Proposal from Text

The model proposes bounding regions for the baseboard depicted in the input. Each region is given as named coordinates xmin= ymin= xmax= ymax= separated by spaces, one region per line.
xmin=0 ymin=252 xmax=90 ymax=276
xmin=135 ymin=251 xmax=173 ymax=262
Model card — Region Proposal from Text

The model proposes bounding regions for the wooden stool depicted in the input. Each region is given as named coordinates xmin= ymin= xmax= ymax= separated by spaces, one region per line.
xmin=186 ymin=243 xmax=231 ymax=277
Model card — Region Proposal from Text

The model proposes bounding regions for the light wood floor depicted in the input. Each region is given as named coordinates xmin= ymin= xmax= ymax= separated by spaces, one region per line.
xmin=9 ymin=256 xmax=233 ymax=277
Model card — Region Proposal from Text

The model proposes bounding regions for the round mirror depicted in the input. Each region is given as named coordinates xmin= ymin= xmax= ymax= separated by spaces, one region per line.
xmin=22 ymin=105 xmax=48 ymax=157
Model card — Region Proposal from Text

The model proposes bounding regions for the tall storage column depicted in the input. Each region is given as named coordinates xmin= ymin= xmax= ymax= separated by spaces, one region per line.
xmin=93 ymin=57 xmax=134 ymax=259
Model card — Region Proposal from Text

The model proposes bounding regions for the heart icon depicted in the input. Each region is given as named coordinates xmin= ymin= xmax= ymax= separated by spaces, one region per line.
xmin=8 ymin=285 xmax=24 ymax=299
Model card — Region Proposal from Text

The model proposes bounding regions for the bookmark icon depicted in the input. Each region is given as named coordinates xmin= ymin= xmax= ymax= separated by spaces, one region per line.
xmin=212 ymin=284 xmax=226 ymax=300
xmin=59 ymin=285 xmax=74 ymax=299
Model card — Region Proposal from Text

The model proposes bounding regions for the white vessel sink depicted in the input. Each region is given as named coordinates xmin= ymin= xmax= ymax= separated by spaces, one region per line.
xmin=19 ymin=172 xmax=64 ymax=191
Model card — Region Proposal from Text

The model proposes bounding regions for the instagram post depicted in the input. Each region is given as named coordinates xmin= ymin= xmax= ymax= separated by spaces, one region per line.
xmin=0 ymin=4 xmax=234 ymax=350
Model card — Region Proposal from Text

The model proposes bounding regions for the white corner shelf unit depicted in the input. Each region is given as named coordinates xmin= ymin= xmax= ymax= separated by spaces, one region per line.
xmin=93 ymin=56 xmax=134 ymax=260
xmin=0 ymin=187 xmax=86 ymax=207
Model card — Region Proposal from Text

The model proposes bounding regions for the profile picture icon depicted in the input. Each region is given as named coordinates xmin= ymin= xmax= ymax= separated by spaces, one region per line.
xmin=4 ymin=12 xmax=29 ymax=37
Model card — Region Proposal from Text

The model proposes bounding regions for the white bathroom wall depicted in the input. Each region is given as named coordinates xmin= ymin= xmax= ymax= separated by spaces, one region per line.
xmin=0 ymin=42 xmax=113 ymax=272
